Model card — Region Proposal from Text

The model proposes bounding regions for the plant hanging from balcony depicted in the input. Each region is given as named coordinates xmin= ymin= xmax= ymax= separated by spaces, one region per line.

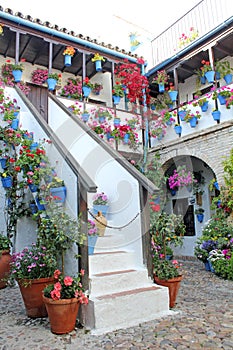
xmin=168 ymin=165 xmax=196 ymax=190
xmin=114 ymin=58 xmax=149 ymax=105
xmin=59 ymin=78 xmax=82 ymax=100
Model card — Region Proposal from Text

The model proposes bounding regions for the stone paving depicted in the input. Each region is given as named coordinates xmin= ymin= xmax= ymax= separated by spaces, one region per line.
xmin=1 ymin=260 xmax=233 ymax=349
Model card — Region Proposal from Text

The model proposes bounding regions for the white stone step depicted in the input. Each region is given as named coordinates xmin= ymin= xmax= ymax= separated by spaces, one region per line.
xmin=94 ymin=232 xmax=127 ymax=252
xmin=83 ymin=284 xmax=171 ymax=334
xmin=89 ymin=250 xmax=137 ymax=275
xmin=90 ymin=268 xmax=150 ymax=296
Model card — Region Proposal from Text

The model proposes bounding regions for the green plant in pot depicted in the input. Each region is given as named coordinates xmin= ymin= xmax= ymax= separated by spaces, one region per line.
xmin=0 ymin=233 xmax=12 ymax=289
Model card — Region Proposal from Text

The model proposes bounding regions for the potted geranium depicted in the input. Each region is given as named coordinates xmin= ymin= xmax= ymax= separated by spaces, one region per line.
xmin=11 ymin=62 xmax=24 ymax=82
xmin=87 ymin=219 xmax=98 ymax=255
xmin=152 ymin=69 xmax=169 ymax=93
xmin=46 ymin=175 xmax=66 ymax=203
xmin=9 ymin=243 xmax=57 ymax=318
xmin=60 ymin=78 xmax=82 ymax=100
xmin=0 ymin=233 xmax=12 ymax=289
xmin=195 ymin=207 xmax=205 ymax=222
xmin=42 ymin=268 xmax=88 ymax=334
xmin=92 ymin=82 xmax=103 ymax=95
xmin=112 ymin=82 xmax=125 ymax=104
xmin=31 ymin=68 xmax=48 ymax=85
xmin=92 ymin=192 xmax=109 ymax=217
xmin=82 ymin=77 xmax=94 ymax=97
xmin=215 ymin=59 xmax=233 ymax=83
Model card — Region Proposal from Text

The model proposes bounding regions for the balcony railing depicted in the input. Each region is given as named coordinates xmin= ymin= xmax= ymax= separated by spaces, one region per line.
xmin=151 ymin=0 xmax=232 ymax=66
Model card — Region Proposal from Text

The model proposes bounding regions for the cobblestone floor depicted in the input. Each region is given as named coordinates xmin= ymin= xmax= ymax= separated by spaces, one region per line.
xmin=1 ymin=260 xmax=233 ymax=349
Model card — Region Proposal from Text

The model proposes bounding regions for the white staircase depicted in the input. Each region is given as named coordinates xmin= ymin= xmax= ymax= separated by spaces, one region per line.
xmin=82 ymin=226 xmax=172 ymax=334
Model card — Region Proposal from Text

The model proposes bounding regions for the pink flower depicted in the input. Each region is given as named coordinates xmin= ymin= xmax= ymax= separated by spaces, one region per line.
xmin=54 ymin=282 xmax=62 ymax=291
xmin=54 ymin=269 xmax=61 ymax=279
xmin=51 ymin=289 xmax=61 ymax=300
xmin=64 ymin=276 xmax=73 ymax=286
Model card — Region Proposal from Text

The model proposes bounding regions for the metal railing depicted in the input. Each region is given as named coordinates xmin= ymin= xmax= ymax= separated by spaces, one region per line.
xmin=151 ymin=0 xmax=232 ymax=65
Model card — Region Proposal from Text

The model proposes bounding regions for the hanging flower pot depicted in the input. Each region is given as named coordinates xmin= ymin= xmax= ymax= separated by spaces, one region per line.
xmin=91 ymin=53 xmax=105 ymax=72
xmin=197 ymin=213 xmax=204 ymax=223
xmin=47 ymin=78 xmax=57 ymax=91
xmin=200 ymin=101 xmax=209 ymax=112
xmin=88 ymin=235 xmax=98 ymax=255
xmin=178 ymin=110 xmax=187 ymax=121
xmin=50 ymin=186 xmax=67 ymax=203
xmin=35 ymin=197 xmax=46 ymax=211
xmin=30 ymin=142 xmax=39 ymax=151
xmin=0 ymin=158 xmax=7 ymax=169
xmin=189 ymin=116 xmax=197 ymax=128
xmin=28 ymin=183 xmax=38 ymax=193
xmin=82 ymin=86 xmax=91 ymax=98
xmin=112 ymin=95 xmax=121 ymax=105
xmin=93 ymin=204 xmax=108 ymax=217
xmin=12 ymin=69 xmax=23 ymax=83
xmin=224 ymin=73 xmax=233 ymax=85
xmin=168 ymin=90 xmax=178 ymax=102
xmin=81 ymin=112 xmax=90 ymax=122
xmin=204 ymin=70 xmax=215 ymax=83
xmin=1 ymin=176 xmax=12 ymax=188
xmin=114 ymin=117 xmax=121 ymax=126
xmin=95 ymin=60 xmax=102 ymax=72
xmin=64 ymin=54 xmax=72 ymax=67
xmin=212 ymin=110 xmax=221 ymax=121
xmin=123 ymin=133 xmax=130 ymax=144
xmin=11 ymin=118 xmax=19 ymax=130
xmin=215 ymin=71 xmax=221 ymax=80
xmin=174 ymin=125 xmax=182 ymax=135
xmin=98 ymin=116 xmax=106 ymax=123
xmin=200 ymin=76 xmax=206 ymax=85
xmin=217 ymin=94 xmax=227 ymax=105
xmin=158 ymin=83 xmax=165 ymax=93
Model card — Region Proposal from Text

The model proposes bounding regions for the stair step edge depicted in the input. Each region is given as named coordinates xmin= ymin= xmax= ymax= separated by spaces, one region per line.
xmin=95 ymin=285 xmax=161 ymax=300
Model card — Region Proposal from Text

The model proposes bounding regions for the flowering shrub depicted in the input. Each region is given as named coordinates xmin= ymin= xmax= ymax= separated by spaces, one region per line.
xmin=83 ymin=77 xmax=94 ymax=89
xmin=168 ymin=165 xmax=196 ymax=189
xmin=92 ymin=82 xmax=103 ymax=94
xmin=93 ymin=192 xmax=108 ymax=205
xmin=112 ymin=82 xmax=125 ymax=97
xmin=43 ymin=269 xmax=88 ymax=303
xmin=184 ymin=110 xmax=201 ymax=122
xmin=60 ymin=78 xmax=82 ymax=100
xmin=31 ymin=68 xmax=48 ymax=85
xmin=9 ymin=244 xmax=57 ymax=281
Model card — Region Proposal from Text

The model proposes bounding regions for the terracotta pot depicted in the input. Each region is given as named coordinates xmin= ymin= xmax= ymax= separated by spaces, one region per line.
xmin=153 ymin=275 xmax=183 ymax=308
xmin=0 ymin=250 xmax=11 ymax=289
xmin=42 ymin=295 xmax=80 ymax=334
xmin=18 ymin=276 xmax=55 ymax=318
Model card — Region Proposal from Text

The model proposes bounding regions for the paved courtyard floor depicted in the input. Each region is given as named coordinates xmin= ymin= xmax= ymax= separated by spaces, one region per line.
xmin=1 ymin=260 xmax=233 ymax=349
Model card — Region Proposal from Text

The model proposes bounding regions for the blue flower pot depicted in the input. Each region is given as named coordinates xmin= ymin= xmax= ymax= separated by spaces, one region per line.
xmin=217 ymin=94 xmax=226 ymax=105
xmin=98 ymin=116 xmax=106 ymax=123
xmin=0 ymin=158 xmax=7 ymax=169
xmin=215 ymin=71 xmax=221 ymax=80
xmin=178 ymin=110 xmax=186 ymax=121
xmin=64 ymin=54 xmax=72 ymax=67
xmin=113 ymin=95 xmax=121 ymax=105
xmin=212 ymin=110 xmax=221 ymax=121
xmin=1 ymin=176 xmax=12 ymax=188
xmin=174 ymin=125 xmax=182 ymax=135
xmin=201 ymin=101 xmax=209 ymax=112
xmin=123 ymin=133 xmax=130 ymax=144
xmin=158 ymin=83 xmax=165 ymax=93
xmin=11 ymin=118 xmax=19 ymax=130
xmin=95 ymin=60 xmax=102 ymax=72
xmin=114 ymin=118 xmax=121 ymax=126
xmin=189 ymin=116 xmax=197 ymax=128
xmin=35 ymin=197 xmax=46 ymax=211
xmin=47 ymin=78 xmax=57 ymax=91
xmin=204 ymin=70 xmax=215 ymax=83
xmin=28 ymin=183 xmax=38 ymax=193
xmin=30 ymin=142 xmax=39 ymax=151
xmin=88 ymin=235 xmax=98 ymax=255
xmin=12 ymin=69 xmax=22 ymax=83
xmin=224 ymin=74 xmax=232 ymax=85
xmin=197 ymin=213 xmax=204 ymax=223
xmin=50 ymin=186 xmax=67 ymax=203
xmin=81 ymin=113 xmax=90 ymax=122
xmin=204 ymin=261 xmax=211 ymax=271
xmin=93 ymin=204 xmax=108 ymax=217
xmin=82 ymin=86 xmax=91 ymax=97
xmin=200 ymin=76 xmax=206 ymax=85
xmin=168 ymin=90 xmax=178 ymax=102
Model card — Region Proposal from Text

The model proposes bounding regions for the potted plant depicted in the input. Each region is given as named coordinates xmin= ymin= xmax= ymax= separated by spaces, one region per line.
xmin=215 ymin=59 xmax=233 ymax=83
xmin=92 ymin=192 xmax=109 ymax=217
xmin=168 ymin=165 xmax=195 ymax=192
xmin=192 ymin=94 xmax=209 ymax=112
xmin=200 ymin=60 xmax=215 ymax=83
xmin=63 ymin=46 xmax=76 ymax=66
xmin=59 ymin=78 xmax=82 ymax=100
xmin=195 ymin=207 xmax=205 ymax=223
xmin=151 ymin=212 xmax=185 ymax=308
xmin=82 ymin=77 xmax=94 ymax=97
xmin=46 ymin=175 xmax=66 ymax=203
xmin=166 ymin=83 xmax=178 ymax=102
xmin=47 ymin=72 xmax=61 ymax=91
xmin=152 ymin=70 xmax=169 ymax=93
xmin=184 ymin=110 xmax=201 ymax=127
xmin=11 ymin=62 xmax=24 ymax=82
xmin=112 ymin=82 xmax=125 ymax=104
xmin=42 ymin=268 xmax=88 ymax=334
xmin=174 ymin=123 xmax=182 ymax=135
xmin=87 ymin=219 xmax=98 ymax=254
xmin=194 ymin=238 xmax=218 ymax=271
xmin=9 ymin=244 xmax=57 ymax=318
xmin=92 ymin=82 xmax=103 ymax=95
xmin=91 ymin=53 xmax=105 ymax=71
xmin=0 ymin=233 xmax=12 ymax=289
